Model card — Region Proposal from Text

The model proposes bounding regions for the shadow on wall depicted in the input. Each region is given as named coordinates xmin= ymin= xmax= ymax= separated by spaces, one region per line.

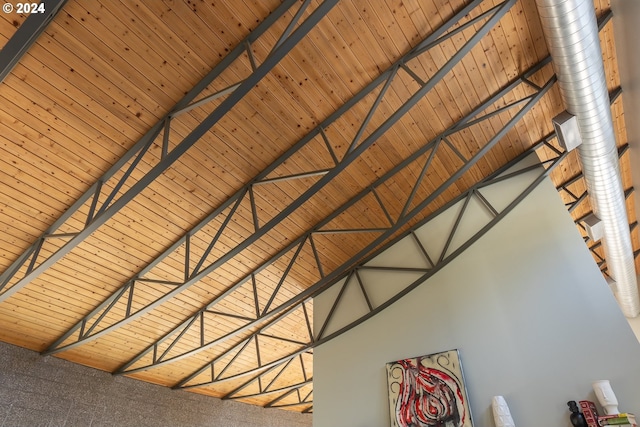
xmin=626 ymin=313 xmax=640 ymax=342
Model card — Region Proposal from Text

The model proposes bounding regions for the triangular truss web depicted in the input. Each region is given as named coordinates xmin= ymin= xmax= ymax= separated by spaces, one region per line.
xmin=116 ymin=236 xmax=322 ymax=376
xmin=260 ymin=302 xmax=313 ymax=345
xmin=209 ymin=306 xmax=312 ymax=382
xmin=319 ymin=189 xmax=395 ymax=231
xmin=115 ymin=276 xmax=262 ymax=374
xmin=266 ymin=382 xmax=313 ymax=409
xmin=413 ymin=198 xmax=465 ymax=263
xmin=311 ymin=231 xmax=382 ymax=273
xmin=2 ymin=232 xmax=74 ymax=293
xmin=254 ymin=242 xmax=306 ymax=314
xmin=224 ymin=349 xmax=313 ymax=401
xmin=180 ymin=340 xmax=250 ymax=388
xmin=184 ymin=192 xmax=256 ymax=272
xmin=312 ymin=236 xmax=432 ymax=341
xmin=479 ymin=152 xmax=542 ymax=213
xmin=173 ymin=299 xmax=314 ymax=392
xmin=357 ymin=269 xmax=427 ymax=310
xmin=262 ymin=132 xmax=338 ymax=181
xmin=253 ymin=238 xmax=321 ymax=316
xmin=314 ymin=273 xmax=368 ymax=340
xmin=123 ymin=316 xmax=204 ymax=372
xmin=440 ymin=191 xmax=495 ymax=260
xmin=250 ymin=175 xmax=326 ymax=226
xmin=203 ymin=277 xmax=260 ymax=321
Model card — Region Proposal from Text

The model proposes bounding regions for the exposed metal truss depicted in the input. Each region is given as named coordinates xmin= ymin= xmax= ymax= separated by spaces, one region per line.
xmin=0 ymin=0 xmax=68 ymax=83
xmin=311 ymin=143 xmax=568 ymax=345
xmin=221 ymin=343 xmax=313 ymax=411
xmin=168 ymin=130 xmax=569 ymax=399
xmin=112 ymin=58 xmax=556 ymax=386
xmin=223 ymin=358 xmax=313 ymax=403
xmin=43 ymin=0 xmax=516 ymax=355
xmin=158 ymin=102 xmax=627 ymax=408
xmin=0 ymin=0 xmax=337 ymax=302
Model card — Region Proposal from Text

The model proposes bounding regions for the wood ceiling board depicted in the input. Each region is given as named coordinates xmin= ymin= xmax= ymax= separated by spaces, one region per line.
xmin=186 ymin=376 xmax=258 ymax=399
xmin=132 ymin=343 xmax=260 ymax=387
xmin=0 ymin=0 xmax=634 ymax=412
xmin=40 ymin=23 xmax=169 ymax=128
xmin=112 ymin=305 xmax=313 ymax=383
xmin=0 ymin=14 xmax=29 ymax=50
xmin=0 ymin=69 xmax=132 ymax=173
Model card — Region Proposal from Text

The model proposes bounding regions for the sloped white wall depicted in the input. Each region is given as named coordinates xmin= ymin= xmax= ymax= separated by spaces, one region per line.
xmin=313 ymin=169 xmax=640 ymax=427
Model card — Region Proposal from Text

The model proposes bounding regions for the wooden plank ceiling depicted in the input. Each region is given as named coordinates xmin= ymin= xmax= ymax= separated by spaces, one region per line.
xmin=0 ymin=0 xmax=635 ymax=412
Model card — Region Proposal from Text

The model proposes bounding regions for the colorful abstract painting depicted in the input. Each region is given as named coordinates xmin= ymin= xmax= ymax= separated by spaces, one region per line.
xmin=386 ymin=349 xmax=473 ymax=427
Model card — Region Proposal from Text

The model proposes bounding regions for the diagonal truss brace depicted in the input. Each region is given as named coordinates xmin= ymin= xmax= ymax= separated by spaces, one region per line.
xmin=222 ymin=353 xmax=313 ymax=412
xmin=264 ymin=386 xmax=313 ymax=410
xmin=185 ymin=11 xmax=617 ymax=407
xmin=114 ymin=56 xmax=555 ymax=376
xmin=0 ymin=0 xmax=68 ymax=83
xmin=0 ymin=0 xmax=336 ymax=302
xmin=44 ymin=0 xmax=514 ymax=355
xmin=218 ymin=141 xmax=568 ymax=409
xmin=175 ymin=132 xmax=570 ymax=393
xmin=162 ymin=72 xmax=556 ymax=391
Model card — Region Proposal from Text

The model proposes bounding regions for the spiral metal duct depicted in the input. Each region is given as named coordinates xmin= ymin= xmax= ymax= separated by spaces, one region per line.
xmin=535 ymin=0 xmax=640 ymax=317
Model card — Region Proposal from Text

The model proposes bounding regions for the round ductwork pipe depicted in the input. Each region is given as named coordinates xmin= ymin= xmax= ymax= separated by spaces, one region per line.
xmin=535 ymin=0 xmax=640 ymax=317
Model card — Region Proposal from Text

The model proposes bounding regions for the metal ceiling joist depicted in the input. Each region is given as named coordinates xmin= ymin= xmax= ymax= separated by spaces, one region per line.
xmin=175 ymin=324 xmax=313 ymax=390
xmin=0 ymin=0 xmax=332 ymax=302
xmin=44 ymin=0 xmax=514 ymax=356
xmin=223 ymin=351 xmax=312 ymax=401
xmin=264 ymin=387 xmax=313 ymax=409
xmin=113 ymin=57 xmax=555 ymax=376
xmin=170 ymin=127 xmax=569 ymax=395
xmin=0 ymin=0 xmax=68 ymax=83
xmin=116 ymin=56 xmax=552 ymax=374
xmin=229 ymin=379 xmax=314 ymax=401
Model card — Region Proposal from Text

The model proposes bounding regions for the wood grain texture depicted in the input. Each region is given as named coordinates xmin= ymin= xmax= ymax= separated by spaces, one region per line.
xmin=0 ymin=0 xmax=634 ymax=411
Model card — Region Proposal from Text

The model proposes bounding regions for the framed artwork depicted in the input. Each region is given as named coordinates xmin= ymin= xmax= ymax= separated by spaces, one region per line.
xmin=386 ymin=349 xmax=473 ymax=427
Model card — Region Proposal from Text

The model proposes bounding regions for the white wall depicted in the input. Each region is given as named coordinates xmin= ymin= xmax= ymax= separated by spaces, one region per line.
xmin=313 ymin=169 xmax=640 ymax=427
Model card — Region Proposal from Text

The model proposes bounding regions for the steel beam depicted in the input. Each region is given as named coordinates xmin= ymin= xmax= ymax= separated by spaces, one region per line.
xmin=226 ymin=379 xmax=313 ymax=401
xmin=265 ymin=387 xmax=313 ymax=409
xmin=0 ymin=0 xmax=68 ymax=83
xmin=45 ymin=0 xmax=512 ymax=355
xmin=242 ymin=24 xmax=616 ymax=402
xmin=114 ymin=56 xmax=554 ymax=375
xmin=167 ymin=72 xmax=556 ymax=390
xmin=0 ymin=0 xmax=331 ymax=302
xmin=172 ymin=131 xmax=568 ymax=392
